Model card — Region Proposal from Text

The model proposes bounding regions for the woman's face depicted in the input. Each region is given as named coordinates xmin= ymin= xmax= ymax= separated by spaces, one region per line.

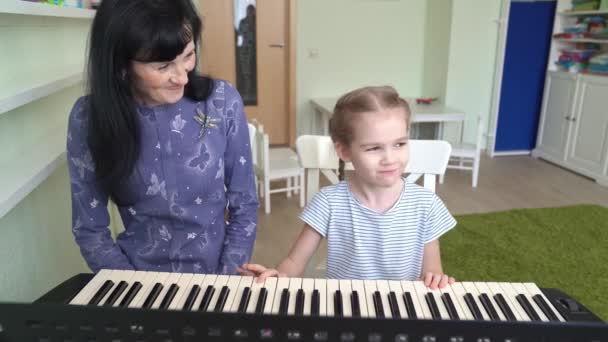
xmin=130 ymin=41 xmax=196 ymax=107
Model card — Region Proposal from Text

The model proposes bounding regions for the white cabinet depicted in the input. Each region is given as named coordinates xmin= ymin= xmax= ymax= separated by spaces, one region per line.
xmin=533 ymin=72 xmax=608 ymax=186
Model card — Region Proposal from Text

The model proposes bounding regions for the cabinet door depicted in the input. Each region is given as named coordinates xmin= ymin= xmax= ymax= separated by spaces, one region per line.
xmin=566 ymin=75 xmax=608 ymax=175
xmin=536 ymin=71 xmax=577 ymax=160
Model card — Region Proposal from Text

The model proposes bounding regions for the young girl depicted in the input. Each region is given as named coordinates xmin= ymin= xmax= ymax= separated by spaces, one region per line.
xmin=241 ymin=86 xmax=456 ymax=289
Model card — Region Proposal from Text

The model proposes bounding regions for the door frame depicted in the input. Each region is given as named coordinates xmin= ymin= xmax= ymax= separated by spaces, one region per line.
xmin=197 ymin=0 xmax=297 ymax=147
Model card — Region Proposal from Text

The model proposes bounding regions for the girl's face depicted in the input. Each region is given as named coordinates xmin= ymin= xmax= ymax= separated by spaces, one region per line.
xmin=130 ymin=41 xmax=196 ymax=107
xmin=336 ymin=107 xmax=410 ymax=188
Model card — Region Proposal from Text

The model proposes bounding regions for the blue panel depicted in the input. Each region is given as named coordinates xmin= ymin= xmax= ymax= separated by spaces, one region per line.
xmin=495 ymin=1 xmax=556 ymax=152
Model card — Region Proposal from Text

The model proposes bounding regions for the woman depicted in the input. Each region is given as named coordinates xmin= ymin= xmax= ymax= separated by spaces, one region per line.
xmin=67 ymin=0 xmax=258 ymax=274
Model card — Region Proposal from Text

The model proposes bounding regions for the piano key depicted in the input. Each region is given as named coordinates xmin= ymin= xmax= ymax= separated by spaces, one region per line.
xmin=488 ymin=282 xmax=520 ymax=321
xmin=388 ymin=281 xmax=407 ymax=319
xmin=193 ymin=274 xmax=217 ymax=311
xmin=510 ymin=283 xmax=548 ymax=322
xmin=271 ymin=277 xmax=290 ymax=315
xmin=438 ymin=284 xmax=467 ymax=320
xmin=245 ymin=276 xmax=265 ymax=314
xmin=287 ymin=278 xmax=303 ymax=316
xmin=278 ymin=288 xmax=290 ymax=315
xmin=351 ymin=291 xmax=361 ymax=318
xmin=523 ymin=283 xmax=565 ymax=322
xmin=142 ymin=282 xmax=164 ymax=309
xmin=376 ymin=280 xmax=394 ymax=319
xmin=166 ymin=273 xmax=195 ymax=310
xmin=401 ymin=281 xmax=426 ymax=319
xmin=231 ymin=276 xmax=253 ymax=313
xmin=103 ymin=270 xmax=136 ymax=307
xmin=494 ymin=293 xmax=517 ymax=321
xmin=159 ymin=283 xmax=179 ymax=310
xmin=221 ymin=276 xmax=243 ymax=313
xmin=460 ymin=282 xmax=490 ymax=321
xmin=441 ymin=292 xmax=460 ymax=320
xmin=261 ymin=277 xmax=277 ymax=314
xmin=301 ymin=278 xmax=315 ymax=316
xmin=129 ymin=272 xmax=162 ymax=308
xmin=295 ymin=289 xmax=305 ymax=316
xmin=198 ymin=285 xmax=215 ymax=311
xmin=70 ymin=269 xmax=115 ymax=305
xmin=425 ymin=293 xmax=441 ymax=319
xmin=103 ymin=281 xmax=128 ymax=307
xmin=350 ymin=280 xmax=368 ymax=318
xmin=150 ymin=273 xmax=179 ymax=309
xmin=89 ymin=279 xmax=115 ymax=306
xmin=388 ymin=291 xmax=401 ymax=318
xmin=254 ymin=288 xmax=268 ymax=314
xmin=516 ymin=293 xmax=541 ymax=321
xmin=339 ymin=279 xmax=353 ymax=317
xmin=206 ymin=275 xmax=229 ymax=312
xmin=326 ymin=279 xmax=339 ymax=317
xmin=334 ymin=290 xmax=344 ymax=317
xmin=373 ymin=291 xmax=385 ymax=318
xmin=363 ymin=280 xmax=378 ymax=318
xmin=311 ymin=289 xmax=320 ymax=317
xmin=314 ymin=279 xmax=327 ymax=317
xmin=119 ymin=281 xmax=143 ymax=308
xmin=474 ymin=282 xmax=506 ymax=321
xmin=448 ymin=283 xmax=476 ymax=320
xmin=414 ymin=281 xmax=449 ymax=320
xmin=496 ymin=282 xmax=528 ymax=321
xmin=176 ymin=274 xmax=206 ymax=311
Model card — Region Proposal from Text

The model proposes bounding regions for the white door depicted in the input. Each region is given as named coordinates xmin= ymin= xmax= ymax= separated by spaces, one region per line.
xmin=566 ymin=74 xmax=608 ymax=175
xmin=535 ymin=71 xmax=577 ymax=161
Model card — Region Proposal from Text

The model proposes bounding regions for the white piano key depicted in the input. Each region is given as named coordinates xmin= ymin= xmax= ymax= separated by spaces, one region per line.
xmin=496 ymin=282 xmax=529 ymax=321
xmin=166 ymin=273 xmax=194 ymax=310
xmin=363 ymin=280 xmax=378 ymax=318
xmin=351 ymin=279 xmax=369 ymax=318
xmin=401 ymin=281 xmax=427 ymax=319
xmin=415 ymin=282 xmax=450 ymax=320
xmin=172 ymin=274 xmax=206 ymax=311
xmin=287 ymin=278 xmax=303 ymax=315
xmin=206 ymin=275 xmax=229 ymax=311
xmin=388 ymin=280 xmax=407 ymax=319
xmin=511 ymin=282 xmax=549 ymax=322
xmin=222 ymin=275 xmax=244 ymax=312
xmin=245 ymin=277 xmax=264 ymax=314
xmin=523 ymin=282 xmax=565 ymax=322
xmin=339 ymin=279 xmax=353 ymax=317
xmin=302 ymin=278 xmax=315 ymax=316
xmin=231 ymin=276 xmax=254 ymax=313
xmin=449 ymin=282 xmax=476 ymax=320
xmin=314 ymin=278 xmax=327 ymax=317
xmin=96 ymin=270 xmax=125 ymax=306
xmin=151 ymin=272 xmax=180 ymax=309
xmin=461 ymin=282 xmax=490 ymax=321
xmin=438 ymin=283 xmax=469 ymax=320
xmin=105 ymin=270 xmax=136 ymax=307
xmin=191 ymin=274 xmax=217 ymax=311
xmin=271 ymin=277 xmax=290 ymax=315
xmin=486 ymin=282 xmax=522 ymax=321
xmin=326 ymin=279 xmax=339 ymax=317
xmin=262 ymin=277 xmax=277 ymax=314
xmin=70 ymin=269 xmax=114 ymax=305
xmin=376 ymin=280 xmax=394 ymax=318
xmin=474 ymin=282 xmax=507 ymax=321
xmin=129 ymin=272 xmax=162 ymax=308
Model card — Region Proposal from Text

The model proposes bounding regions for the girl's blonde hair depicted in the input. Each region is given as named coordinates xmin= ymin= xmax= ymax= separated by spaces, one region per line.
xmin=329 ymin=86 xmax=411 ymax=180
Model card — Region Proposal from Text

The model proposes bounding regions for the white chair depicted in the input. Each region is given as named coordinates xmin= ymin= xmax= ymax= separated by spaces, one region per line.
xmin=440 ymin=117 xmax=484 ymax=188
xmin=296 ymin=135 xmax=452 ymax=203
xmin=254 ymin=128 xmax=305 ymax=214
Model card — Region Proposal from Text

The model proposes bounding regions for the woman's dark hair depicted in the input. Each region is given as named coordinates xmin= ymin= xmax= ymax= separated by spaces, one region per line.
xmin=86 ymin=0 xmax=213 ymax=200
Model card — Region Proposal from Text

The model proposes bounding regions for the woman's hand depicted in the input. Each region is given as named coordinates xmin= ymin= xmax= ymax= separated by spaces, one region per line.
xmin=421 ymin=272 xmax=456 ymax=289
xmin=238 ymin=263 xmax=286 ymax=283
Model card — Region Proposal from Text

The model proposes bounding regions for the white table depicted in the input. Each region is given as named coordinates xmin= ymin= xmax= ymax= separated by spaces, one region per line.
xmin=310 ymin=97 xmax=466 ymax=139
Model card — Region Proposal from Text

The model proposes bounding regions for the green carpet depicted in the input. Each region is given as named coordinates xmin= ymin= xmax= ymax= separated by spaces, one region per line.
xmin=441 ymin=204 xmax=608 ymax=321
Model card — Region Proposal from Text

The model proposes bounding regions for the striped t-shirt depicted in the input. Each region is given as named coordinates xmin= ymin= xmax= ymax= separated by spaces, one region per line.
xmin=299 ymin=180 xmax=456 ymax=280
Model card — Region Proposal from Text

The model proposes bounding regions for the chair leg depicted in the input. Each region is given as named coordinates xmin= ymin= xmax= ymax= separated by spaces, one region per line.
xmin=293 ymin=177 xmax=299 ymax=195
xmin=299 ymin=172 xmax=305 ymax=208
xmin=472 ymin=156 xmax=480 ymax=188
xmin=287 ymin=178 xmax=292 ymax=198
xmin=439 ymin=173 xmax=445 ymax=184
xmin=265 ymin=178 xmax=271 ymax=214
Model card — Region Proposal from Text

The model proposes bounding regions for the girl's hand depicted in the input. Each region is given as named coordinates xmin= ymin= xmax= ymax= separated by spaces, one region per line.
xmin=421 ymin=272 xmax=456 ymax=289
xmin=238 ymin=263 xmax=286 ymax=283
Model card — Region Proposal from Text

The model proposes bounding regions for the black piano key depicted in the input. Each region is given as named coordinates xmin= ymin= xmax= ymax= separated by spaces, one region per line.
xmin=373 ymin=291 xmax=385 ymax=318
xmin=278 ymin=288 xmax=290 ymax=315
xmin=463 ymin=293 xmax=484 ymax=320
xmin=532 ymin=294 xmax=560 ymax=321
xmin=198 ymin=285 xmax=215 ymax=311
xmin=403 ymin=292 xmax=417 ymax=319
xmin=516 ymin=294 xmax=541 ymax=321
xmin=494 ymin=293 xmax=517 ymax=321
xmin=441 ymin=293 xmax=460 ymax=320
xmin=334 ymin=290 xmax=343 ymax=317
xmin=238 ymin=287 xmax=252 ymax=313
xmin=88 ymin=280 xmax=115 ymax=305
xmin=142 ymin=283 xmax=163 ymax=309
xmin=311 ymin=289 xmax=320 ymax=317
xmin=103 ymin=280 xmax=128 ymax=306
xmin=182 ymin=285 xmax=201 ymax=311
xmin=295 ymin=289 xmax=305 ymax=316
xmin=214 ymin=286 xmax=230 ymax=312
xmin=255 ymin=288 xmax=268 ymax=315
xmin=388 ymin=291 xmax=401 ymax=318
xmin=351 ymin=291 xmax=361 ymax=318
xmin=119 ymin=281 xmax=142 ymax=308
xmin=159 ymin=284 xmax=179 ymax=310
xmin=425 ymin=293 xmax=442 ymax=320
xmin=479 ymin=293 xmax=500 ymax=321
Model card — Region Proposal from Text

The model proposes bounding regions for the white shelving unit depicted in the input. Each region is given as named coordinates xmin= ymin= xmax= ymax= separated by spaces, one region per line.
xmin=555 ymin=38 xmax=608 ymax=44
xmin=559 ymin=9 xmax=608 ymax=16
xmin=0 ymin=65 xmax=84 ymax=115
xmin=0 ymin=1 xmax=95 ymax=18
